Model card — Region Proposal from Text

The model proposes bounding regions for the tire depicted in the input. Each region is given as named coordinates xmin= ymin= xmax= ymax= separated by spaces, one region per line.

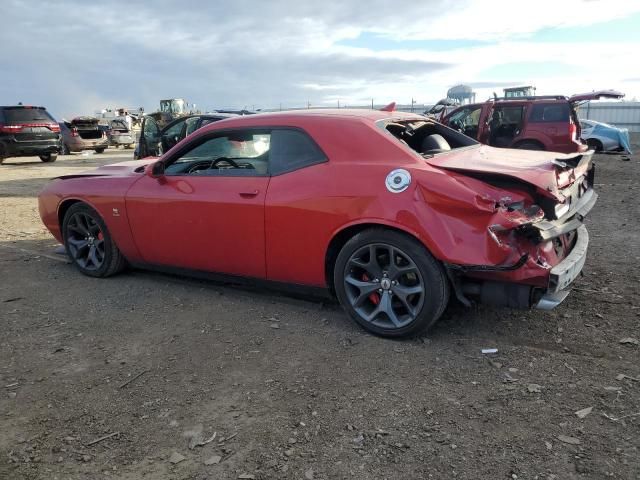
xmin=586 ymin=139 xmax=603 ymax=152
xmin=95 ymin=148 xmax=106 ymax=154
xmin=39 ymin=153 xmax=58 ymax=162
xmin=334 ymin=228 xmax=449 ymax=338
xmin=62 ymin=203 xmax=126 ymax=277
xmin=60 ymin=143 xmax=70 ymax=155
xmin=515 ymin=141 xmax=545 ymax=151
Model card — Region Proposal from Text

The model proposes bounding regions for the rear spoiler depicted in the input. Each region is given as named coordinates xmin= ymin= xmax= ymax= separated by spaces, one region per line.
xmin=551 ymin=151 xmax=594 ymax=170
xmin=380 ymin=102 xmax=396 ymax=112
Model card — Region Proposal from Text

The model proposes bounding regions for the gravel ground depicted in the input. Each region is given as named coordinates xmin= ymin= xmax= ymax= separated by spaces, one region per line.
xmin=0 ymin=144 xmax=639 ymax=480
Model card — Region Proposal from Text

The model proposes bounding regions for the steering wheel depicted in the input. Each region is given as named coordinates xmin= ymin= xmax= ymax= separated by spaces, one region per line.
xmin=212 ymin=157 xmax=240 ymax=168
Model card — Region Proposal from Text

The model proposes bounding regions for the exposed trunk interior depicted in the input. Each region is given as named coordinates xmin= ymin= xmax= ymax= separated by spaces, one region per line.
xmin=77 ymin=129 xmax=102 ymax=140
xmin=67 ymin=117 xmax=103 ymax=140
xmin=384 ymin=119 xmax=477 ymax=156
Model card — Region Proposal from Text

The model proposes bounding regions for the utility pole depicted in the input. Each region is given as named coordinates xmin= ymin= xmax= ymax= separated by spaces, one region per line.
xmin=337 ymin=100 xmax=340 ymax=108
xmin=411 ymin=97 xmax=416 ymax=112
xmin=371 ymin=98 xmax=374 ymax=109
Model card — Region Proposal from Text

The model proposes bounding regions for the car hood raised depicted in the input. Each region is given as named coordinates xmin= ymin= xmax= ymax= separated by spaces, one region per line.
xmin=425 ymin=146 xmax=587 ymax=199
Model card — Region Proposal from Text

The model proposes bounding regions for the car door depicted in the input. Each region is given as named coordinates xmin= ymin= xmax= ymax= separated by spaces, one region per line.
xmin=137 ymin=116 xmax=162 ymax=158
xmin=160 ymin=117 xmax=190 ymax=152
xmin=125 ymin=128 xmax=271 ymax=278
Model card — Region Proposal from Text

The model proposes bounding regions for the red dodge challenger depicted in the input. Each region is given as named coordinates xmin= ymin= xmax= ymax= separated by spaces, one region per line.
xmin=38 ymin=109 xmax=597 ymax=337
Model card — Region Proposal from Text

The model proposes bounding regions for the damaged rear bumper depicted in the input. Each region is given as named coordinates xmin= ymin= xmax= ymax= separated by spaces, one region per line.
xmin=535 ymin=224 xmax=588 ymax=309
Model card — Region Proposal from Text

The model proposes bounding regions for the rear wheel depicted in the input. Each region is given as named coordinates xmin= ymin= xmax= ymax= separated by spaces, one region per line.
xmin=60 ymin=143 xmax=70 ymax=155
xmin=95 ymin=148 xmax=105 ymax=154
xmin=586 ymin=139 xmax=603 ymax=152
xmin=39 ymin=153 xmax=58 ymax=162
xmin=62 ymin=203 xmax=126 ymax=277
xmin=515 ymin=141 xmax=545 ymax=151
xmin=334 ymin=229 xmax=449 ymax=338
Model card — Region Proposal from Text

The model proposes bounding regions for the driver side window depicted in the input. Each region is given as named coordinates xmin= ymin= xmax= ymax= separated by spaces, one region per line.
xmin=164 ymin=130 xmax=270 ymax=176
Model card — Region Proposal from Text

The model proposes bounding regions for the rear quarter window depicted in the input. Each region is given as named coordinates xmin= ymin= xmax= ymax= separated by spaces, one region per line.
xmin=269 ymin=129 xmax=327 ymax=175
xmin=529 ymin=103 xmax=570 ymax=123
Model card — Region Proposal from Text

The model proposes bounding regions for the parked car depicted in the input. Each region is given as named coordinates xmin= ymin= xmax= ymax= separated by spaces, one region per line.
xmin=39 ymin=109 xmax=597 ymax=338
xmin=59 ymin=117 xmax=109 ymax=155
xmin=0 ymin=105 xmax=60 ymax=163
xmin=107 ymin=119 xmax=134 ymax=149
xmin=423 ymin=98 xmax=458 ymax=121
xmin=134 ymin=113 xmax=236 ymax=159
xmin=441 ymin=90 xmax=624 ymax=153
xmin=579 ymin=119 xmax=632 ymax=154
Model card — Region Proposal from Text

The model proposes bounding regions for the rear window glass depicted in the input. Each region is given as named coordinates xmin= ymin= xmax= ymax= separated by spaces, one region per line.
xmin=3 ymin=107 xmax=55 ymax=123
xmin=529 ymin=104 xmax=570 ymax=123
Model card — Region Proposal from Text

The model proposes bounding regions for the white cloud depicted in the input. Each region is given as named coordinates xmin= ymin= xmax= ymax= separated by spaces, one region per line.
xmin=1 ymin=0 xmax=639 ymax=116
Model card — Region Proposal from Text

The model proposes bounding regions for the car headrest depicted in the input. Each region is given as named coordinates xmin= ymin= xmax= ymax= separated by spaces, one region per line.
xmin=421 ymin=134 xmax=451 ymax=154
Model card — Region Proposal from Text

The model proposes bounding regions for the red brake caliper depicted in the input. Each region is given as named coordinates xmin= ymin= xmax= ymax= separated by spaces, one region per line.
xmin=362 ymin=273 xmax=380 ymax=305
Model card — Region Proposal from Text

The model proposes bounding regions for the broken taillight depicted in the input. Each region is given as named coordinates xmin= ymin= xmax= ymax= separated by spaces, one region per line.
xmin=569 ymin=122 xmax=577 ymax=140
xmin=71 ymin=127 xmax=79 ymax=137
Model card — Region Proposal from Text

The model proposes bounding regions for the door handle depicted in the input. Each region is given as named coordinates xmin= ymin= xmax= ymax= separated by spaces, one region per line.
xmin=239 ymin=190 xmax=259 ymax=198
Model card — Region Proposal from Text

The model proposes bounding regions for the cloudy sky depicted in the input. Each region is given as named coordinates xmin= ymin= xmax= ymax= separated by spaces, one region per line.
xmin=2 ymin=0 xmax=640 ymax=118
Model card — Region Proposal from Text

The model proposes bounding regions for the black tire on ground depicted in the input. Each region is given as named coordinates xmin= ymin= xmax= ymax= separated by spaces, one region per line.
xmin=0 ymin=158 xmax=5 ymax=165
xmin=95 ymin=148 xmax=106 ymax=154
xmin=62 ymin=203 xmax=126 ymax=278
xmin=333 ymin=228 xmax=450 ymax=338
xmin=586 ymin=139 xmax=603 ymax=152
xmin=515 ymin=141 xmax=545 ymax=151
xmin=39 ymin=153 xmax=58 ymax=162
xmin=60 ymin=143 xmax=70 ymax=155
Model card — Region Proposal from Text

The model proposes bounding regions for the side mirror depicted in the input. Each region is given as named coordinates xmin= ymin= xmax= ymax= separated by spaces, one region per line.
xmin=146 ymin=161 xmax=165 ymax=179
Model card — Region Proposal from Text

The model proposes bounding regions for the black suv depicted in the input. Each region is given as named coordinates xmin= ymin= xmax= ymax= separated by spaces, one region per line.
xmin=0 ymin=106 xmax=61 ymax=164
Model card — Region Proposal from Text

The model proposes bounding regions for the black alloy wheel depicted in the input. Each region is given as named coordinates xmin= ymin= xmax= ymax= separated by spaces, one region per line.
xmin=334 ymin=229 xmax=449 ymax=338
xmin=65 ymin=211 xmax=106 ymax=271
xmin=63 ymin=203 xmax=126 ymax=277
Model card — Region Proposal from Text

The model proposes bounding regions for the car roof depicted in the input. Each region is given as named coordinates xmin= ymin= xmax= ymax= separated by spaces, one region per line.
xmin=212 ymin=109 xmax=425 ymax=123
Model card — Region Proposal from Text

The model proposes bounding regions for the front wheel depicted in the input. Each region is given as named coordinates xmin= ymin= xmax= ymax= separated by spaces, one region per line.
xmin=334 ymin=229 xmax=449 ymax=338
xmin=39 ymin=153 xmax=58 ymax=162
xmin=95 ymin=148 xmax=106 ymax=154
xmin=62 ymin=203 xmax=126 ymax=277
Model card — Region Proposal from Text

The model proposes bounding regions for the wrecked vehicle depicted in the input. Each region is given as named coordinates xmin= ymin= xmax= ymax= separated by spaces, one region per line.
xmin=59 ymin=117 xmax=109 ymax=155
xmin=135 ymin=113 xmax=236 ymax=159
xmin=423 ymin=98 xmax=458 ymax=121
xmin=441 ymin=90 xmax=624 ymax=153
xmin=39 ymin=110 xmax=596 ymax=338
xmin=579 ymin=119 xmax=632 ymax=154
xmin=106 ymin=119 xmax=134 ymax=149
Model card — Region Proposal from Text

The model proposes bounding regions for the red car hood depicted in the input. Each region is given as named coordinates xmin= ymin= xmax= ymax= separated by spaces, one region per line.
xmin=56 ymin=159 xmax=157 ymax=179
xmin=426 ymin=146 xmax=589 ymax=199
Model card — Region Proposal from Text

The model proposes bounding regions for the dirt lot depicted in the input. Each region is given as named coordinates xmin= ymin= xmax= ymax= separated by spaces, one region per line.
xmin=1 ymin=144 xmax=639 ymax=480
